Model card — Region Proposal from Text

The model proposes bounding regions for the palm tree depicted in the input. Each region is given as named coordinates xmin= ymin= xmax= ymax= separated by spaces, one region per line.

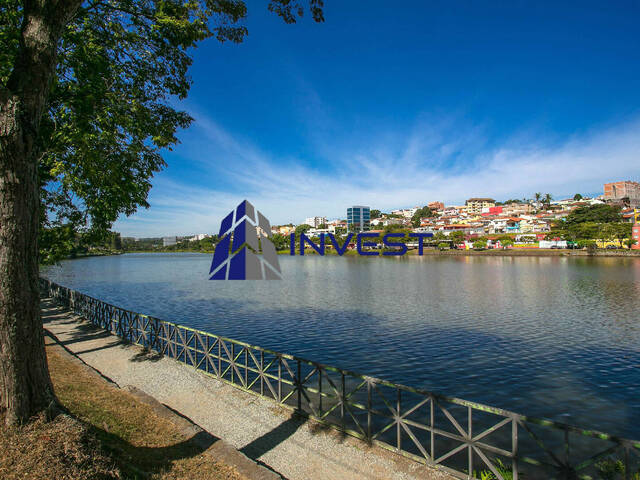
xmin=543 ymin=193 xmax=553 ymax=209
xmin=534 ymin=192 xmax=542 ymax=209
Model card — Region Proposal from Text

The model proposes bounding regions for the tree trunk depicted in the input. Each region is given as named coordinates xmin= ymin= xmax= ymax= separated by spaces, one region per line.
xmin=0 ymin=0 xmax=81 ymax=425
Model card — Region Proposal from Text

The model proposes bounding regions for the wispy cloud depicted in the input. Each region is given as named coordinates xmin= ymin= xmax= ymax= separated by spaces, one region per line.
xmin=115 ymin=114 xmax=640 ymax=237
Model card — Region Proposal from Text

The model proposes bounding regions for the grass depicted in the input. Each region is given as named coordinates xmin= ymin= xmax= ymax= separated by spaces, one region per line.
xmin=0 ymin=413 xmax=119 ymax=480
xmin=0 ymin=346 xmax=245 ymax=480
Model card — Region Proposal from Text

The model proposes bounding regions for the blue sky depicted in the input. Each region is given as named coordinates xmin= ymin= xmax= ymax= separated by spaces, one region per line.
xmin=115 ymin=1 xmax=640 ymax=237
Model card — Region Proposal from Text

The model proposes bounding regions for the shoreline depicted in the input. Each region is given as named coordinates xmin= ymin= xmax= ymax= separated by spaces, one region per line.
xmin=280 ymin=248 xmax=640 ymax=258
xmin=56 ymin=248 xmax=640 ymax=260
xmin=406 ymin=248 xmax=640 ymax=257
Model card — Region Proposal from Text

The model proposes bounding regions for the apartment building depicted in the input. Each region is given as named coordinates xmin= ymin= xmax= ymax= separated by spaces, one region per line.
xmin=347 ymin=206 xmax=371 ymax=231
xmin=305 ymin=216 xmax=327 ymax=228
xmin=465 ymin=198 xmax=496 ymax=214
xmin=391 ymin=207 xmax=419 ymax=218
xmin=604 ymin=180 xmax=640 ymax=206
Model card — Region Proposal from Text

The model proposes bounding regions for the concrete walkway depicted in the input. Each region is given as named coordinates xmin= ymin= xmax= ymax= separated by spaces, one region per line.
xmin=42 ymin=298 xmax=453 ymax=480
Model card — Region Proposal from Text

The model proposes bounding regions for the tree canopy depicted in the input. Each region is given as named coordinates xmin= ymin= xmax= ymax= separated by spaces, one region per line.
xmin=411 ymin=206 xmax=433 ymax=227
xmin=295 ymin=223 xmax=313 ymax=235
xmin=0 ymin=0 xmax=323 ymax=425
xmin=551 ymin=204 xmax=630 ymax=242
xmin=0 ymin=0 xmax=324 ymax=262
xmin=565 ymin=204 xmax=622 ymax=225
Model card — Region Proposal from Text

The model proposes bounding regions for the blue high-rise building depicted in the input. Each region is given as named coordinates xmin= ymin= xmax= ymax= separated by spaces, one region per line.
xmin=347 ymin=206 xmax=370 ymax=232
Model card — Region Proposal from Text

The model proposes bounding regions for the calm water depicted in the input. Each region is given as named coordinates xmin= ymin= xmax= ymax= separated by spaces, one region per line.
xmin=42 ymin=253 xmax=640 ymax=438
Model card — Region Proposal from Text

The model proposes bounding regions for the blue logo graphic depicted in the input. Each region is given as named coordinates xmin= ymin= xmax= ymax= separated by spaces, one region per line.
xmin=209 ymin=200 xmax=282 ymax=280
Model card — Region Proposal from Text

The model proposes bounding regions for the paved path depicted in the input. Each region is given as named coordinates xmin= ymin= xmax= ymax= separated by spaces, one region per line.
xmin=42 ymin=298 xmax=453 ymax=480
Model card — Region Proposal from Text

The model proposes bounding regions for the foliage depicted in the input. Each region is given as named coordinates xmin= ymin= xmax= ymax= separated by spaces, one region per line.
xmin=382 ymin=226 xmax=412 ymax=240
xmin=501 ymin=238 xmax=514 ymax=247
xmin=34 ymin=0 xmax=250 ymax=247
xmin=495 ymin=234 xmax=514 ymax=242
xmin=476 ymin=458 xmax=514 ymax=480
xmin=550 ymin=205 xmax=630 ymax=245
xmin=595 ymin=458 xmax=640 ymax=480
xmin=473 ymin=239 xmax=487 ymax=249
xmin=433 ymin=231 xmax=447 ymax=241
xmin=40 ymin=228 xmax=126 ymax=263
xmin=534 ymin=192 xmax=542 ymax=207
xmin=565 ymin=205 xmax=622 ymax=225
xmin=122 ymin=237 xmax=162 ymax=251
xmin=39 ymin=225 xmax=81 ymax=264
xmin=577 ymin=239 xmax=597 ymax=251
xmin=295 ymin=224 xmax=312 ymax=236
xmin=411 ymin=206 xmax=434 ymax=227
xmin=271 ymin=233 xmax=289 ymax=251
xmin=574 ymin=193 xmax=583 ymax=201
xmin=437 ymin=242 xmax=449 ymax=250
xmin=449 ymin=230 xmax=464 ymax=243
xmin=370 ymin=209 xmax=381 ymax=219
xmin=553 ymin=222 xmax=631 ymax=243
xmin=1 ymin=0 xmax=323 ymax=263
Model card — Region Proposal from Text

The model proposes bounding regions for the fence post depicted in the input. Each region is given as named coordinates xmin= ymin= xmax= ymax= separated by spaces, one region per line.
xmin=397 ymin=389 xmax=402 ymax=452
xmin=297 ymin=359 xmax=301 ymax=412
xmin=564 ymin=428 xmax=570 ymax=480
xmin=512 ymin=417 xmax=518 ymax=480
xmin=341 ymin=373 xmax=345 ymax=431
xmin=367 ymin=379 xmax=372 ymax=441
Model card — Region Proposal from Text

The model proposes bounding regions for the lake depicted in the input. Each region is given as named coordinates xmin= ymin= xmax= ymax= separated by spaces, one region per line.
xmin=42 ymin=253 xmax=640 ymax=439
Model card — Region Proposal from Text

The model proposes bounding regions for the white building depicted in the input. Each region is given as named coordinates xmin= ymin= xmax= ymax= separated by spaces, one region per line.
xmin=391 ymin=207 xmax=419 ymax=219
xmin=307 ymin=228 xmax=333 ymax=237
xmin=189 ymin=233 xmax=210 ymax=242
xmin=305 ymin=216 xmax=327 ymax=228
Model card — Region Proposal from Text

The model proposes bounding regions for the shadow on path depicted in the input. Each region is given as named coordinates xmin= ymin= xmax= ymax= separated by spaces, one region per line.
xmin=240 ymin=414 xmax=307 ymax=461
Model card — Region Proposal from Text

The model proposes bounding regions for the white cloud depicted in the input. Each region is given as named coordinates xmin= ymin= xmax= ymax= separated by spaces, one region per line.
xmin=115 ymin=114 xmax=640 ymax=237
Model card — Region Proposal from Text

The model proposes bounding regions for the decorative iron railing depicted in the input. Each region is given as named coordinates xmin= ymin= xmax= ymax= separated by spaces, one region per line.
xmin=40 ymin=278 xmax=640 ymax=480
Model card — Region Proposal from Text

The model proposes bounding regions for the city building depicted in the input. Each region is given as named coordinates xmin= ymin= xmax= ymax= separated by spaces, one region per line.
xmin=465 ymin=198 xmax=496 ymax=215
xmin=188 ymin=234 xmax=210 ymax=242
xmin=428 ymin=201 xmax=444 ymax=211
xmin=304 ymin=216 xmax=327 ymax=228
xmin=327 ymin=219 xmax=347 ymax=230
xmin=271 ymin=225 xmax=295 ymax=235
xmin=307 ymin=227 xmax=332 ymax=237
xmin=382 ymin=217 xmax=405 ymax=226
xmin=502 ymin=203 xmax=534 ymax=216
xmin=162 ymin=236 xmax=177 ymax=247
xmin=391 ymin=207 xmax=419 ymax=218
xmin=347 ymin=206 xmax=371 ymax=231
xmin=604 ymin=180 xmax=640 ymax=206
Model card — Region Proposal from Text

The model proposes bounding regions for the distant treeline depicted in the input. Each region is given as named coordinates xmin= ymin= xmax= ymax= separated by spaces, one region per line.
xmin=122 ymin=236 xmax=219 ymax=252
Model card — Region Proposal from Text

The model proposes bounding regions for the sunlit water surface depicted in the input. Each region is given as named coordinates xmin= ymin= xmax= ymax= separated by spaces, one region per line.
xmin=43 ymin=253 xmax=640 ymax=438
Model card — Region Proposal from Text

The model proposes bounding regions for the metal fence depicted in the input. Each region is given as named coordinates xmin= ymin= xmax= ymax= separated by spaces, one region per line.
xmin=40 ymin=278 xmax=640 ymax=480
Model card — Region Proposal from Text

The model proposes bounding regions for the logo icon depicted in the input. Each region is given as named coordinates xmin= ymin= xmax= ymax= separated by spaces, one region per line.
xmin=209 ymin=200 xmax=282 ymax=280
